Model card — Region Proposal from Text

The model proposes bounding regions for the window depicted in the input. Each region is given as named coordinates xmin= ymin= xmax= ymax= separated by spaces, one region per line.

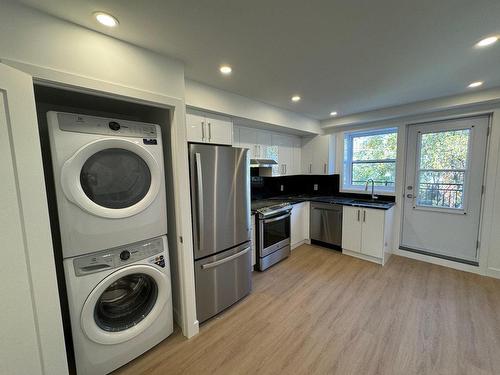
xmin=416 ymin=128 xmax=470 ymax=210
xmin=343 ymin=128 xmax=398 ymax=192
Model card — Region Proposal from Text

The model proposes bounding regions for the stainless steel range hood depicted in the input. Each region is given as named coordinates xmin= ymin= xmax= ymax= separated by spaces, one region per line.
xmin=250 ymin=158 xmax=278 ymax=167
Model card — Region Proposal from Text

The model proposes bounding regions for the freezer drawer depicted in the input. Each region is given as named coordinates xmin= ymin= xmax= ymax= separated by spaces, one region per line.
xmin=310 ymin=202 xmax=343 ymax=249
xmin=194 ymin=242 xmax=252 ymax=323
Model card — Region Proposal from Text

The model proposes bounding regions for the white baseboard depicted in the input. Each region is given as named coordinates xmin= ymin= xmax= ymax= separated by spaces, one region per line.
xmin=342 ymin=249 xmax=383 ymax=265
xmin=291 ymin=239 xmax=308 ymax=250
xmin=486 ymin=267 xmax=500 ymax=279
xmin=392 ymin=248 xmax=482 ymax=275
xmin=185 ymin=320 xmax=199 ymax=339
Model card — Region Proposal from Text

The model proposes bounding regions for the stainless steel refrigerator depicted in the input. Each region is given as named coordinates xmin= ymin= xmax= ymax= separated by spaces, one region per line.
xmin=189 ymin=143 xmax=252 ymax=323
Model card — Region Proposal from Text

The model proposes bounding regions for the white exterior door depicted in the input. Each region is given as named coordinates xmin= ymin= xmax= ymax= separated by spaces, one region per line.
xmin=401 ymin=116 xmax=489 ymax=264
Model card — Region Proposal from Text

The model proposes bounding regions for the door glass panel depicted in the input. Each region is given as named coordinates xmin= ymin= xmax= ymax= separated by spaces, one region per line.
xmin=416 ymin=129 xmax=470 ymax=209
xmin=417 ymin=171 xmax=465 ymax=208
xmin=420 ymin=129 xmax=470 ymax=169
xmin=263 ymin=216 xmax=290 ymax=249
xmin=80 ymin=148 xmax=151 ymax=209
xmin=94 ymin=273 xmax=158 ymax=332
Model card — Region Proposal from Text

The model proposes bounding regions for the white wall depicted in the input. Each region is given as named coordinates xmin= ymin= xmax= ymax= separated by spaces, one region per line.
xmin=0 ymin=2 xmax=198 ymax=374
xmin=186 ymin=79 xmax=322 ymax=135
xmin=326 ymin=103 xmax=500 ymax=279
xmin=0 ymin=0 xmax=185 ymax=98
xmin=321 ymin=87 xmax=500 ymax=129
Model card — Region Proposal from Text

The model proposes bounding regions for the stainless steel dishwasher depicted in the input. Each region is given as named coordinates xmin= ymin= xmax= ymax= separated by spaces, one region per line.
xmin=310 ymin=202 xmax=343 ymax=250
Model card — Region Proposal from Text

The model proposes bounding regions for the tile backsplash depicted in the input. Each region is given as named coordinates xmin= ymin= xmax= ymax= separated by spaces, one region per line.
xmin=251 ymin=174 xmax=340 ymax=199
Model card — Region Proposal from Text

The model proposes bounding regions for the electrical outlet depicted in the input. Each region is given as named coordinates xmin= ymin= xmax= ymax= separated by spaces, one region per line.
xmin=314 ymin=184 xmax=319 ymax=191
xmin=280 ymin=184 xmax=284 ymax=192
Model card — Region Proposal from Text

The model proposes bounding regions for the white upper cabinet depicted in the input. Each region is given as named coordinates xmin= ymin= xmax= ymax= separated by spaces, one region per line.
xmin=234 ymin=125 xmax=301 ymax=176
xmin=186 ymin=109 xmax=233 ymax=145
xmin=272 ymin=133 xmax=291 ymax=176
xmin=301 ymin=135 xmax=333 ymax=175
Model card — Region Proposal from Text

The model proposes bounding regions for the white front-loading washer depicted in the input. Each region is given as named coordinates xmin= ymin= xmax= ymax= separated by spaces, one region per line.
xmin=64 ymin=236 xmax=173 ymax=375
xmin=47 ymin=111 xmax=167 ymax=258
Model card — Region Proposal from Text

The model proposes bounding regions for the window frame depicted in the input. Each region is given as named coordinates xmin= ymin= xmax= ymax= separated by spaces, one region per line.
xmin=342 ymin=127 xmax=398 ymax=193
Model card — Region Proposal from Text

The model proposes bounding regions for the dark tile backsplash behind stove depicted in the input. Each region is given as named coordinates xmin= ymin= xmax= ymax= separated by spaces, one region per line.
xmin=251 ymin=174 xmax=340 ymax=200
xmin=251 ymin=173 xmax=396 ymax=203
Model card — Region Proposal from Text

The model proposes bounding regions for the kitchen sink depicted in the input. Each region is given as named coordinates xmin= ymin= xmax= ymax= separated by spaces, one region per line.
xmin=349 ymin=200 xmax=392 ymax=208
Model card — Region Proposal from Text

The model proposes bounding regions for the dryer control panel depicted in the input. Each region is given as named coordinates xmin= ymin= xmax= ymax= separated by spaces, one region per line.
xmin=57 ymin=112 xmax=158 ymax=138
xmin=74 ymin=237 xmax=164 ymax=276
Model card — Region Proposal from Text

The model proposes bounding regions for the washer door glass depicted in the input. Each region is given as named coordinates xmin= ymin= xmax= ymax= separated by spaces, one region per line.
xmin=94 ymin=273 xmax=158 ymax=332
xmin=80 ymin=148 xmax=152 ymax=209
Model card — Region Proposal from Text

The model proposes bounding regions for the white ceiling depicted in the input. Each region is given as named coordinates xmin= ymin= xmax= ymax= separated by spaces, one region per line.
xmin=16 ymin=0 xmax=500 ymax=120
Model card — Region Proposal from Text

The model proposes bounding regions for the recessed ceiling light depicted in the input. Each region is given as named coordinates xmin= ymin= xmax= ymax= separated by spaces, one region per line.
xmin=94 ymin=12 xmax=119 ymax=27
xmin=330 ymin=111 xmax=338 ymax=116
xmin=468 ymin=81 xmax=484 ymax=88
xmin=219 ymin=65 xmax=232 ymax=75
xmin=476 ymin=36 xmax=498 ymax=48
xmin=291 ymin=95 xmax=301 ymax=102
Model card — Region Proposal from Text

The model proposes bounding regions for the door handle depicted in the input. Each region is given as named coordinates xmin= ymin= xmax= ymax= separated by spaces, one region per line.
xmin=208 ymin=122 xmax=212 ymax=142
xmin=357 ymin=209 xmax=360 ymax=221
xmin=324 ymin=163 xmax=327 ymax=174
xmin=363 ymin=210 xmax=366 ymax=222
xmin=309 ymin=163 xmax=312 ymax=173
xmin=201 ymin=247 xmax=250 ymax=269
xmin=195 ymin=153 xmax=204 ymax=249
xmin=201 ymin=121 xmax=205 ymax=141
xmin=406 ymin=194 xmax=414 ymax=198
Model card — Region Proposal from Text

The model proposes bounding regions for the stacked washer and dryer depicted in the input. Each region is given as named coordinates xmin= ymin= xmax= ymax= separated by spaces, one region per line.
xmin=47 ymin=112 xmax=173 ymax=375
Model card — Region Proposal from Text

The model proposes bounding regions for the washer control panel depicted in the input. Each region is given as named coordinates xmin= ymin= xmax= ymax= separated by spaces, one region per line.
xmin=57 ymin=112 xmax=157 ymax=138
xmin=74 ymin=237 xmax=164 ymax=276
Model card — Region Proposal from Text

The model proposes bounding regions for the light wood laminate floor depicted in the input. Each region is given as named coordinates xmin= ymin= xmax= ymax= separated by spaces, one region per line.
xmin=114 ymin=244 xmax=500 ymax=375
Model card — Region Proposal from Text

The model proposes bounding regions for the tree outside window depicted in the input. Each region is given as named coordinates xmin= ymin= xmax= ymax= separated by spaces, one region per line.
xmin=343 ymin=128 xmax=398 ymax=192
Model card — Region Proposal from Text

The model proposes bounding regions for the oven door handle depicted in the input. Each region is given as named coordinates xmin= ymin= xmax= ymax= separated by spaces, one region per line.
xmin=263 ymin=212 xmax=291 ymax=223
xmin=201 ymin=247 xmax=250 ymax=269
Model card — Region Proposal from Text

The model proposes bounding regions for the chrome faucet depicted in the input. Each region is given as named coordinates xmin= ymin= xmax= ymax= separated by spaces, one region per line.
xmin=365 ymin=179 xmax=378 ymax=200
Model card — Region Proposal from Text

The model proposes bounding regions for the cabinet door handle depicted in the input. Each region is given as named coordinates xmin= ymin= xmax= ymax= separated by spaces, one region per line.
xmin=363 ymin=210 xmax=366 ymax=222
xmin=357 ymin=209 xmax=360 ymax=221
xmin=208 ymin=122 xmax=212 ymax=142
xmin=323 ymin=163 xmax=327 ymax=174
xmin=285 ymin=164 xmax=287 ymax=174
xmin=201 ymin=121 xmax=205 ymax=141
xmin=309 ymin=163 xmax=312 ymax=174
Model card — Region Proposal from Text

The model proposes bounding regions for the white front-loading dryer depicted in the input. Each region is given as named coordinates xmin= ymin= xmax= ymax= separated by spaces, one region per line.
xmin=64 ymin=236 xmax=173 ymax=375
xmin=48 ymin=111 xmax=167 ymax=258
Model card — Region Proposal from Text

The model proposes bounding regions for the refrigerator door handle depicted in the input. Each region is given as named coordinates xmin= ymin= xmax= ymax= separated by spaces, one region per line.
xmin=201 ymin=247 xmax=250 ymax=269
xmin=195 ymin=152 xmax=204 ymax=249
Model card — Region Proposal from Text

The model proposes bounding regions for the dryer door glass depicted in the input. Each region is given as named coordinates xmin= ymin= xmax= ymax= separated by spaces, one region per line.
xmin=94 ymin=273 xmax=158 ymax=332
xmin=80 ymin=148 xmax=152 ymax=209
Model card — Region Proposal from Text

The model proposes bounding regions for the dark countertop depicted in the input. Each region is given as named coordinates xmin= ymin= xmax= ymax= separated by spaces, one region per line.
xmin=251 ymin=194 xmax=395 ymax=213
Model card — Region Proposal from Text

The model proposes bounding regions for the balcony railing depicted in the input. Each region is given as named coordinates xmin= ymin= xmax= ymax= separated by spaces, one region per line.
xmin=417 ymin=182 xmax=464 ymax=209
xmin=352 ymin=180 xmax=395 ymax=187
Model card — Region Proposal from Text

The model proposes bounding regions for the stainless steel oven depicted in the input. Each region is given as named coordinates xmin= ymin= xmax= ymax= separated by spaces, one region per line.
xmin=255 ymin=203 xmax=292 ymax=271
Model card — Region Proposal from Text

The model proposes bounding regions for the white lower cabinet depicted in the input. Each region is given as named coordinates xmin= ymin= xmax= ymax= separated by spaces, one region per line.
xmin=291 ymin=202 xmax=309 ymax=249
xmin=342 ymin=206 xmax=394 ymax=264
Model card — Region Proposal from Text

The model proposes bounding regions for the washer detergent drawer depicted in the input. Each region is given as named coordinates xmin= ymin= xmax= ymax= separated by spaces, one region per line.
xmin=194 ymin=242 xmax=252 ymax=323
